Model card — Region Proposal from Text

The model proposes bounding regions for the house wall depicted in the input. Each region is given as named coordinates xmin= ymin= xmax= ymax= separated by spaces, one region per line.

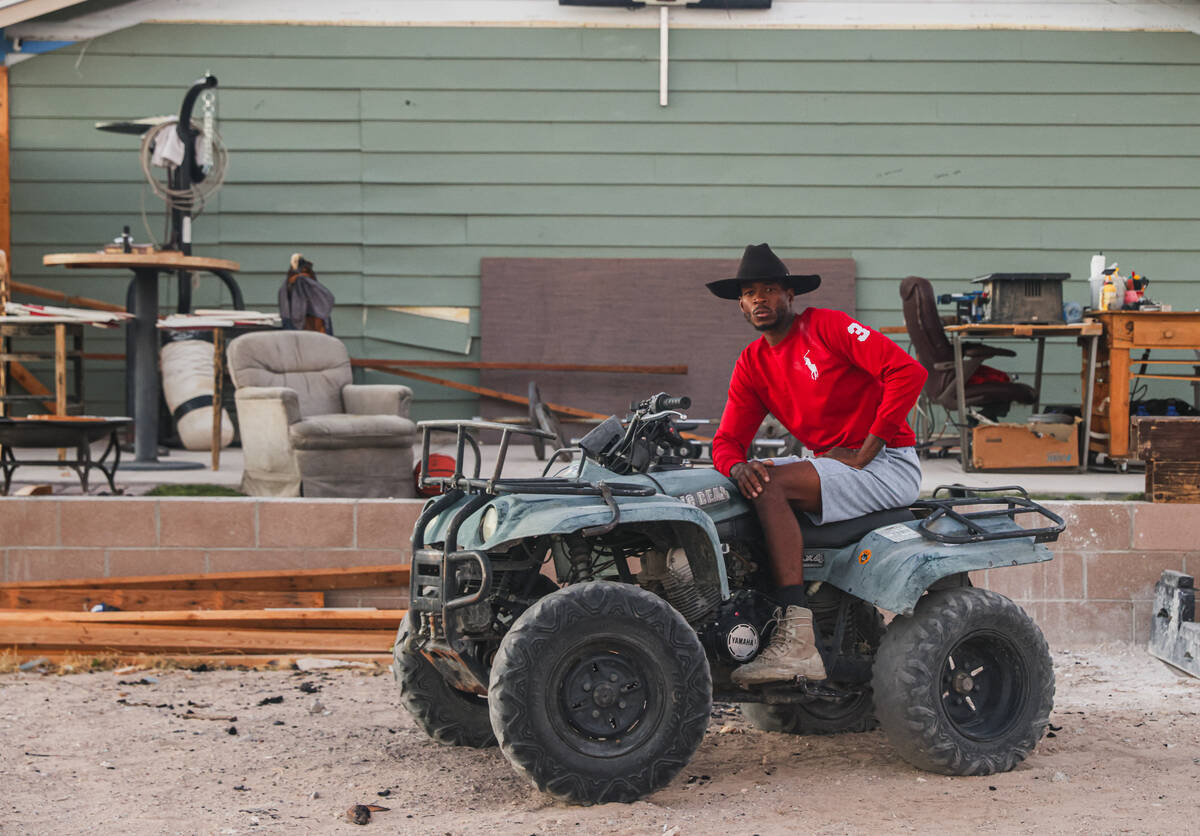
xmin=1 ymin=497 xmax=1196 ymax=648
xmin=9 ymin=24 xmax=1200 ymax=419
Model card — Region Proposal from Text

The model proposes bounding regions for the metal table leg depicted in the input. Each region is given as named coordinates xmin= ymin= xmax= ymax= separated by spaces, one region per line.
xmin=1032 ymin=337 xmax=1045 ymax=414
xmin=1081 ymin=333 xmax=1098 ymax=473
xmin=123 ymin=266 xmax=202 ymax=472
xmin=952 ymin=331 xmax=971 ymax=471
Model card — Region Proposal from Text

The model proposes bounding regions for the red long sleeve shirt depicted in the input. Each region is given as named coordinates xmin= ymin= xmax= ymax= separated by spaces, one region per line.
xmin=711 ymin=308 xmax=927 ymax=476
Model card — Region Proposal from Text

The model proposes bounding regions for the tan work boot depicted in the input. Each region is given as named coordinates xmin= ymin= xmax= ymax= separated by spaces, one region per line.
xmin=730 ymin=606 xmax=827 ymax=687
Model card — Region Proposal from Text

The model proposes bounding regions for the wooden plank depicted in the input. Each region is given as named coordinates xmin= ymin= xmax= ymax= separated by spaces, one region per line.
xmin=42 ymin=252 xmax=240 ymax=272
xmin=357 ymin=363 xmax=610 ymax=420
xmin=0 ymin=588 xmax=325 ymax=611
xmin=6 ymin=649 xmax=393 ymax=666
xmin=0 ymin=608 xmax=405 ymax=631
xmin=0 ymin=563 xmax=411 ymax=591
xmin=350 ymin=358 xmax=687 ymax=375
xmin=8 ymin=280 xmax=126 ymax=313
xmin=0 ymin=622 xmax=397 ymax=653
xmin=6 ymin=359 xmax=55 ymax=411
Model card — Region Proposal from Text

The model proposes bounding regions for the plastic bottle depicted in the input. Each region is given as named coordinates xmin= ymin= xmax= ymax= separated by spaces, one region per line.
xmin=1100 ymin=275 xmax=1118 ymax=311
xmin=1089 ymin=253 xmax=1107 ymax=309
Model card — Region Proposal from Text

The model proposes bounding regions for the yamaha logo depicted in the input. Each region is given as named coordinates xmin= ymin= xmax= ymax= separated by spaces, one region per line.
xmin=726 ymin=623 xmax=760 ymax=662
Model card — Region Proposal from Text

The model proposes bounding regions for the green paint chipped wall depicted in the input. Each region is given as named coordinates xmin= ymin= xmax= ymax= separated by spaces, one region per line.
xmin=10 ymin=24 xmax=1200 ymax=422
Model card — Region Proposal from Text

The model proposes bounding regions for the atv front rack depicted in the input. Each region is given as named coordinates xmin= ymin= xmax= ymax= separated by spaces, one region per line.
xmin=416 ymin=419 xmax=655 ymax=498
xmin=912 ymin=485 xmax=1066 ymax=545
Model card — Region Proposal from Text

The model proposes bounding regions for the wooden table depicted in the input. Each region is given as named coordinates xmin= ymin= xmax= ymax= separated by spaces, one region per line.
xmin=945 ymin=321 xmax=1103 ymax=473
xmin=1088 ymin=310 xmax=1200 ymax=461
xmin=42 ymin=253 xmax=240 ymax=470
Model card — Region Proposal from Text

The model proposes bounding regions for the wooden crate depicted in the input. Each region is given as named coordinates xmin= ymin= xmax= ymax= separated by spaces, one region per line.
xmin=1131 ymin=416 xmax=1200 ymax=503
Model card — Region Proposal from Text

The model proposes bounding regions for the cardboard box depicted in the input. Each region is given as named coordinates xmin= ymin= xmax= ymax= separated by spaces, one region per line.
xmin=971 ymin=417 xmax=1080 ymax=470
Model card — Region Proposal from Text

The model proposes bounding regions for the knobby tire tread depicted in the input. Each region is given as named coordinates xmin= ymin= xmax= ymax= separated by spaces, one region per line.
xmin=489 ymin=581 xmax=712 ymax=805
xmin=393 ymin=614 xmax=496 ymax=749
xmin=872 ymin=587 xmax=1054 ymax=776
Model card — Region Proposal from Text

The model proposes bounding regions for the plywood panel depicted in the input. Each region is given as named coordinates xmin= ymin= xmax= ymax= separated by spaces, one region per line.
xmin=479 ymin=257 xmax=854 ymax=428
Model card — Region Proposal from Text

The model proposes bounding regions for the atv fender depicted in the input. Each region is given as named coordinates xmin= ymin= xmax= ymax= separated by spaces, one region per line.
xmin=434 ymin=493 xmax=729 ymax=597
xmin=822 ymin=523 xmax=1053 ymax=617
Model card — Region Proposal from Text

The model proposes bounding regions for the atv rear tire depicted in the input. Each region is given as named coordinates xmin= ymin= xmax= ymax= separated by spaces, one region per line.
xmin=872 ymin=587 xmax=1054 ymax=775
xmin=742 ymin=598 xmax=883 ymax=735
xmin=393 ymin=612 xmax=496 ymax=749
xmin=741 ymin=688 xmax=877 ymax=735
xmin=488 ymin=581 xmax=712 ymax=805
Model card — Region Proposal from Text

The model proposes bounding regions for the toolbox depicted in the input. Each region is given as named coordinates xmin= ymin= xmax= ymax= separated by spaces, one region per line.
xmin=972 ymin=273 xmax=1068 ymax=324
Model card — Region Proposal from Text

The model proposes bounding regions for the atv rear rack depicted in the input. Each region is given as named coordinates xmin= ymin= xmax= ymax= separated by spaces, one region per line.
xmin=416 ymin=419 xmax=654 ymax=498
xmin=912 ymin=485 xmax=1066 ymax=545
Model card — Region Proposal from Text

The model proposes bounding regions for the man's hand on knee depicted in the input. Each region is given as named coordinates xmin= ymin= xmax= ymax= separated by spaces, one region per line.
xmin=730 ymin=460 xmax=773 ymax=499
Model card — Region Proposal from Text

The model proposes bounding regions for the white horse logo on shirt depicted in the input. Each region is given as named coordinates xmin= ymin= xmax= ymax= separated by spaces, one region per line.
xmin=802 ymin=350 xmax=819 ymax=380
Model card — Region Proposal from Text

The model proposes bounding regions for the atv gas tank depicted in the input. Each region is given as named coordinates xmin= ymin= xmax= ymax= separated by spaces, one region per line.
xmin=644 ymin=467 xmax=750 ymax=523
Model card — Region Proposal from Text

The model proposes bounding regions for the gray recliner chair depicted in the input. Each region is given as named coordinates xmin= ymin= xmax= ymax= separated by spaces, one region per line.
xmin=227 ymin=330 xmax=418 ymax=498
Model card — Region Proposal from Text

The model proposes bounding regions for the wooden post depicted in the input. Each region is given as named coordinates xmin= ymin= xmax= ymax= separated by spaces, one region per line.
xmin=0 ymin=251 xmax=7 ymax=417
xmin=211 ymin=327 xmax=224 ymax=470
xmin=0 ymin=67 xmax=10 ymax=268
xmin=55 ymin=323 xmax=67 ymax=460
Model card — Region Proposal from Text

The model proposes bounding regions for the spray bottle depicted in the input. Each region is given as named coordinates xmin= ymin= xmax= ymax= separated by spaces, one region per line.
xmin=1100 ymin=269 xmax=1119 ymax=311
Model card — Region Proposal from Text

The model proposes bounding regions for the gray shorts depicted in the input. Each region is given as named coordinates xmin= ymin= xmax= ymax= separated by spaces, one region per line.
xmin=767 ymin=447 xmax=922 ymax=525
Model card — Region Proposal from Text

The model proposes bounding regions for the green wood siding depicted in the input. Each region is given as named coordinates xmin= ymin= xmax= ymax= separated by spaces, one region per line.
xmin=10 ymin=25 xmax=1200 ymax=420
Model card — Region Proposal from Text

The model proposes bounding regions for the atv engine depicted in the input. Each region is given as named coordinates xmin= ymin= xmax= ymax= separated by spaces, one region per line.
xmin=698 ymin=589 xmax=777 ymax=665
xmin=639 ymin=547 xmax=721 ymax=624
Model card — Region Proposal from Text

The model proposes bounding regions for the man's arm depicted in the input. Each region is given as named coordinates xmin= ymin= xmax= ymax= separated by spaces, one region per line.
xmin=821 ymin=433 xmax=885 ymax=469
xmin=711 ymin=353 xmax=769 ymax=480
xmin=816 ymin=309 xmax=927 ymax=465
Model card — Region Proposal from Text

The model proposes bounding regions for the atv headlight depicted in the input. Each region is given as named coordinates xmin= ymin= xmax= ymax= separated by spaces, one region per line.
xmin=480 ymin=505 xmax=501 ymax=541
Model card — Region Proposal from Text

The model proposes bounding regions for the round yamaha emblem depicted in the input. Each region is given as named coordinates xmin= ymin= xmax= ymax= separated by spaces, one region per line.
xmin=726 ymin=623 xmax=760 ymax=662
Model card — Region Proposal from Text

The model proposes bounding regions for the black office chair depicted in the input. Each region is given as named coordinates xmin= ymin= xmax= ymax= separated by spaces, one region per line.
xmin=900 ymin=276 xmax=1036 ymax=423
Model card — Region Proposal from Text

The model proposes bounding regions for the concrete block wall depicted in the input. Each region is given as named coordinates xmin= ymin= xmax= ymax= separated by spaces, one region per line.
xmin=0 ymin=497 xmax=1195 ymax=646
xmin=974 ymin=502 xmax=1196 ymax=646
xmin=0 ymin=498 xmax=424 ymax=609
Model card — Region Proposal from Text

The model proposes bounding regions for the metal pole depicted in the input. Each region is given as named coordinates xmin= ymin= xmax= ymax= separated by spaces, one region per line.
xmin=132 ymin=268 xmax=159 ymax=463
xmin=659 ymin=6 xmax=669 ymax=107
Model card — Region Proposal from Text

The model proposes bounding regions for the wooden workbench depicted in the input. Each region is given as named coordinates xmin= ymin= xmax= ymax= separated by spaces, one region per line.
xmin=1089 ymin=310 xmax=1200 ymax=460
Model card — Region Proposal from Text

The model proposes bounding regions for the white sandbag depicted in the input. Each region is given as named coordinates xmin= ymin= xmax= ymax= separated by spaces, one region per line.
xmin=161 ymin=338 xmax=234 ymax=451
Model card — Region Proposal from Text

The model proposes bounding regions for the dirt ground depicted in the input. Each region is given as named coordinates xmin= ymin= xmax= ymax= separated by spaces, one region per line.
xmin=2 ymin=643 xmax=1197 ymax=836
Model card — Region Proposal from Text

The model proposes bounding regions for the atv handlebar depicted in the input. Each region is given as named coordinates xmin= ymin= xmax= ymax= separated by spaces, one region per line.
xmin=653 ymin=394 xmax=691 ymax=412
xmin=633 ymin=392 xmax=691 ymax=414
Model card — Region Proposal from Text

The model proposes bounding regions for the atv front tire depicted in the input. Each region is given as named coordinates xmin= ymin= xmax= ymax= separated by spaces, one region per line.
xmin=393 ymin=612 xmax=496 ymax=748
xmin=872 ymin=587 xmax=1054 ymax=775
xmin=488 ymin=581 xmax=712 ymax=805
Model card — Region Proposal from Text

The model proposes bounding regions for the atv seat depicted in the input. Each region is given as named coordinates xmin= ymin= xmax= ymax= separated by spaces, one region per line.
xmin=797 ymin=507 xmax=916 ymax=549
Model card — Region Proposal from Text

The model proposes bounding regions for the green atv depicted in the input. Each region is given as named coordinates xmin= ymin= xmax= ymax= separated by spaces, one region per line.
xmin=394 ymin=393 xmax=1064 ymax=805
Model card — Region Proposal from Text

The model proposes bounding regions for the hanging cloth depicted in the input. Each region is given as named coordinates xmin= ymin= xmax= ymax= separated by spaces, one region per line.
xmin=278 ymin=252 xmax=335 ymax=334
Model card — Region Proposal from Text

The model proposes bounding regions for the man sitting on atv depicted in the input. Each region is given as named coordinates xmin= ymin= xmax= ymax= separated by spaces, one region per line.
xmin=708 ymin=243 xmax=928 ymax=687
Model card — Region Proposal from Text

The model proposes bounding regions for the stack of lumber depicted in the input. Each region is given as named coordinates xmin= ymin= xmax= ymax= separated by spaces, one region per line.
xmin=0 ymin=564 xmax=410 ymax=666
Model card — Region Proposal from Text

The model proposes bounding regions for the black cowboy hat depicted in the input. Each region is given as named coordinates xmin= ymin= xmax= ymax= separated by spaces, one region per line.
xmin=705 ymin=243 xmax=821 ymax=300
